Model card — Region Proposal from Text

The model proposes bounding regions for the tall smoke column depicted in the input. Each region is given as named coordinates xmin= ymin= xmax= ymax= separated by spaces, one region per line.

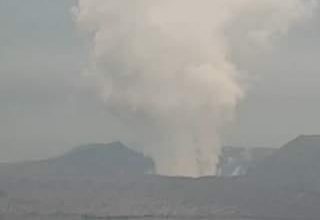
xmin=74 ymin=0 xmax=316 ymax=177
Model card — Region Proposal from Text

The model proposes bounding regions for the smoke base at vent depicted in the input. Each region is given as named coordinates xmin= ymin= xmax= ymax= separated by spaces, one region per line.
xmin=74 ymin=0 xmax=316 ymax=177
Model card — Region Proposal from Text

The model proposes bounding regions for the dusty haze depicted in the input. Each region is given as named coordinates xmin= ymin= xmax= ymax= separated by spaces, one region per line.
xmin=0 ymin=0 xmax=319 ymax=175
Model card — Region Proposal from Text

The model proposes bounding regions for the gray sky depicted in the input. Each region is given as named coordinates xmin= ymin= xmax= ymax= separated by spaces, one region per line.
xmin=0 ymin=0 xmax=320 ymax=162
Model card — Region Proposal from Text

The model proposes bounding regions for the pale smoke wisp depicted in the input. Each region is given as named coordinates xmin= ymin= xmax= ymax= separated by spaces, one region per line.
xmin=74 ymin=0 xmax=316 ymax=177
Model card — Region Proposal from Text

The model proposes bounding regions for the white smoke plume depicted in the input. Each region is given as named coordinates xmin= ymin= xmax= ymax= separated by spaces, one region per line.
xmin=74 ymin=0 xmax=316 ymax=177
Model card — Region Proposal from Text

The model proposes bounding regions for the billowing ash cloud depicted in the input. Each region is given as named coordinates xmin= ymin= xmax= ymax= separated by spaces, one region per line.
xmin=74 ymin=0 xmax=316 ymax=177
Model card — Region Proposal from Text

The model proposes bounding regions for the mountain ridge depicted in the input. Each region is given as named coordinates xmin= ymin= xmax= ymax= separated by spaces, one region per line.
xmin=0 ymin=141 xmax=155 ymax=177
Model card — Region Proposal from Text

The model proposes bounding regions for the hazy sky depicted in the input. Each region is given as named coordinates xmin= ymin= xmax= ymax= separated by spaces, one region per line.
xmin=1 ymin=0 xmax=320 ymax=162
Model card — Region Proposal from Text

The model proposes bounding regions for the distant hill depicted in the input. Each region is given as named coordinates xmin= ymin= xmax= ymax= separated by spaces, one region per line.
xmin=1 ymin=137 xmax=320 ymax=219
xmin=0 ymin=141 xmax=155 ymax=177
xmin=247 ymin=135 xmax=320 ymax=191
